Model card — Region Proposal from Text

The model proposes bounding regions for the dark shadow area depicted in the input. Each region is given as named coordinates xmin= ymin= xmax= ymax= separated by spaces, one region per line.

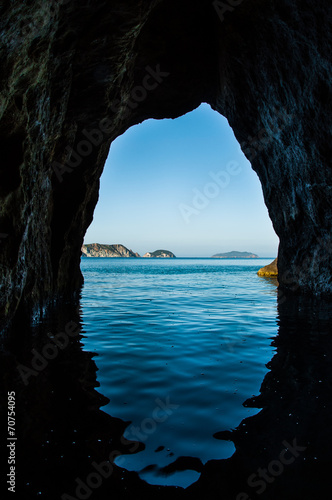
xmin=0 ymin=132 xmax=24 ymax=197
xmin=187 ymin=290 xmax=332 ymax=499
xmin=1 ymin=292 xmax=332 ymax=499
xmin=0 ymin=305 xmax=179 ymax=500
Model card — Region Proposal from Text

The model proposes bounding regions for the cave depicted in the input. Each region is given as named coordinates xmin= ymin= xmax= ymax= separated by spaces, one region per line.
xmin=0 ymin=0 xmax=331 ymax=330
xmin=1 ymin=2 xmax=332 ymax=499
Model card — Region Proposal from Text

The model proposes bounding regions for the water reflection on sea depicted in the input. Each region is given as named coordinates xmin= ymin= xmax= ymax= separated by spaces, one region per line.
xmin=0 ymin=260 xmax=331 ymax=499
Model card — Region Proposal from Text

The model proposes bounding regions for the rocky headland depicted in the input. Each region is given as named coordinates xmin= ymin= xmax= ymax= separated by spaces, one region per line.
xmin=82 ymin=245 xmax=176 ymax=258
xmin=82 ymin=244 xmax=139 ymax=258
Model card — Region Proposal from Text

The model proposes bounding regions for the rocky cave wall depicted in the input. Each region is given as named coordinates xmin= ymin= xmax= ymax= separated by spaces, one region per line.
xmin=0 ymin=0 xmax=331 ymax=330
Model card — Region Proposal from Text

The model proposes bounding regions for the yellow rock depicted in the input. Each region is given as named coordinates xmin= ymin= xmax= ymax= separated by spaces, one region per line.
xmin=257 ymin=258 xmax=278 ymax=277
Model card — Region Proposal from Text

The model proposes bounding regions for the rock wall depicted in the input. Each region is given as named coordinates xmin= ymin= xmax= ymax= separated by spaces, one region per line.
xmin=0 ymin=0 xmax=331 ymax=329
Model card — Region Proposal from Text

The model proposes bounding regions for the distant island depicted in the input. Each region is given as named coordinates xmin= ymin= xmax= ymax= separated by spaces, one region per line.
xmin=82 ymin=244 xmax=176 ymax=258
xmin=82 ymin=245 xmax=257 ymax=259
xmin=82 ymin=244 xmax=140 ymax=258
xmin=143 ymin=250 xmax=176 ymax=258
xmin=212 ymin=251 xmax=259 ymax=258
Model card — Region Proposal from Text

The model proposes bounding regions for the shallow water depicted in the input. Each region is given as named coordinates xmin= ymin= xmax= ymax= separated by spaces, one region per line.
xmin=80 ymin=258 xmax=279 ymax=487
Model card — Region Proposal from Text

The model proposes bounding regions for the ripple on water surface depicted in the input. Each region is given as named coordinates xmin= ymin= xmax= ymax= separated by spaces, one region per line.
xmin=81 ymin=258 xmax=278 ymax=487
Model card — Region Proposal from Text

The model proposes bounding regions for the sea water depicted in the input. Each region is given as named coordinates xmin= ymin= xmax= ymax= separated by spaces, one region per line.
xmin=80 ymin=258 xmax=279 ymax=488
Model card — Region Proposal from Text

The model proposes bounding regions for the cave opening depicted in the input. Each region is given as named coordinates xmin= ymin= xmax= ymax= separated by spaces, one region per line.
xmin=78 ymin=103 xmax=280 ymax=488
xmin=83 ymin=103 xmax=279 ymax=258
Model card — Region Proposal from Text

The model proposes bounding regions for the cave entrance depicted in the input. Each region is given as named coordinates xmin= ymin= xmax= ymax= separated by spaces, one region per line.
xmin=78 ymin=104 xmax=280 ymax=487
xmin=83 ymin=103 xmax=278 ymax=257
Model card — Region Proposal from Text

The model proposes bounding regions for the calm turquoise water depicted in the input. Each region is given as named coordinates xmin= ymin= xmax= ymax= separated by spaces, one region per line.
xmin=80 ymin=258 xmax=279 ymax=487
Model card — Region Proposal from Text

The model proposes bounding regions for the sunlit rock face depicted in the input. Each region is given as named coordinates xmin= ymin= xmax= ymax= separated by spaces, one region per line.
xmin=0 ymin=0 xmax=331 ymax=328
xmin=258 ymin=259 xmax=278 ymax=277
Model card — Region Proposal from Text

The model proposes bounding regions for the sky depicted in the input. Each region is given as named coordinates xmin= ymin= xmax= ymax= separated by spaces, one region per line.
xmin=84 ymin=103 xmax=279 ymax=257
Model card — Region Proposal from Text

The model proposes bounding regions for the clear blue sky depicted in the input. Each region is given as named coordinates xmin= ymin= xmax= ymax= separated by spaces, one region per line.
xmin=84 ymin=103 xmax=279 ymax=257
